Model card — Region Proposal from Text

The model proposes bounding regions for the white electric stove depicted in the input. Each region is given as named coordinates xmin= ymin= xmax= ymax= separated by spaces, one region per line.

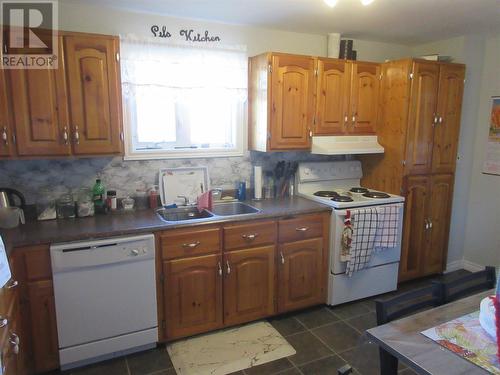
xmin=297 ymin=161 xmax=405 ymax=306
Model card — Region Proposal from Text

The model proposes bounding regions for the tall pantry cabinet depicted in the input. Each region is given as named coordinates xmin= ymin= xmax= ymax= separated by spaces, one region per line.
xmin=360 ymin=59 xmax=465 ymax=282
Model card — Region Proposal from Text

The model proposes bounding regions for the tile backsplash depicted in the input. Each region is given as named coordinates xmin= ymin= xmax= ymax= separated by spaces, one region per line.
xmin=0 ymin=152 xmax=341 ymax=204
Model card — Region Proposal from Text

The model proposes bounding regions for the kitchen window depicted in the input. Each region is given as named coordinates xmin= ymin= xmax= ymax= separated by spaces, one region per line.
xmin=120 ymin=37 xmax=247 ymax=159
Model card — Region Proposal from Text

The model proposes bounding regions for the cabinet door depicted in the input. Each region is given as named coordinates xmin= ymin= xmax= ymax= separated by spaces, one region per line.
xmin=223 ymin=246 xmax=275 ymax=326
xmin=405 ymin=61 xmax=439 ymax=175
xmin=315 ymin=58 xmax=350 ymax=135
xmin=424 ymin=174 xmax=454 ymax=275
xmin=277 ymin=238 xmax=323 ymax=313
xmin=164 ymin=254 xmax=223 ymax=339
xmin=27 ymin=280 xmax=59 ymax=373
xmin=64 ymin=35 xmax=122 ymax=155
xmin=399 ymin=175 xmax=431 ymax=282
xmin=432 ymin=65 xmax=465 ymax=174
xmin=349 ymin=62 xmax=380 ymax=135
xmin=270 ymin=54 xmax=315 ymax=150
xmin=9 ymin=38 xmax=70 ymax=156
xmin=0 ymin=70 xmax=14 ymax=157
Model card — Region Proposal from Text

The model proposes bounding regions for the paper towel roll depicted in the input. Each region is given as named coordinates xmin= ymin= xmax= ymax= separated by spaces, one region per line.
xmin=254 ymin=166 xmax=262 ymax=199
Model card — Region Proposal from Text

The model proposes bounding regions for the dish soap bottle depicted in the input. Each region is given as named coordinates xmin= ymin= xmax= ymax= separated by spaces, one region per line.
xmin=92 ymin=178 xmax=106 ymax=214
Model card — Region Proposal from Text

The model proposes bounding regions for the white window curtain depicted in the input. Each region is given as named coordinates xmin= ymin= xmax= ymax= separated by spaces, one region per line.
xmin=120 ymin=36 xmax=248 ymax=159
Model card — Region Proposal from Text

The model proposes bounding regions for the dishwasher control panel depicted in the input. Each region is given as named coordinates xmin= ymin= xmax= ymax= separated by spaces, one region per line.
xmin=50 ymin=234 xmax=155 ymax=272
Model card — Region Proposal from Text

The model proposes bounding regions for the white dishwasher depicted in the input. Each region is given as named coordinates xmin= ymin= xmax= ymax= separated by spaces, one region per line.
xmin=50 ymin=234 xmax=158 ymax=370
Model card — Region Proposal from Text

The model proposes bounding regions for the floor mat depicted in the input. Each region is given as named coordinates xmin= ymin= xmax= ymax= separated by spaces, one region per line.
xmin=167 ymin=321 xmax=296 ymax=375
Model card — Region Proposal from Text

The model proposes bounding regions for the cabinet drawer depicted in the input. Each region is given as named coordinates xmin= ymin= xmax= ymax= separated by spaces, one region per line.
xmin=159 ymin=227 xmax=221 ymax=260
xmin=223 ymin=220 xmax=277 ymax=251
xmin=278 ymin=214 xmax=324 ymax=243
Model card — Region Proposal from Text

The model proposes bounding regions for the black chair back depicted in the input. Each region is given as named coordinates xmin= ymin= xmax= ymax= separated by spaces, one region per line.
xmin=434 ymin=266 xmax=496 ymax=304
xmin=375 ymin=284 xmax=441 ymax=325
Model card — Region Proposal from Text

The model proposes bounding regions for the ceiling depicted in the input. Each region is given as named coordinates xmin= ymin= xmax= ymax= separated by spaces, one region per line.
xmin=62 ymin=0 xmax=500 ymax=45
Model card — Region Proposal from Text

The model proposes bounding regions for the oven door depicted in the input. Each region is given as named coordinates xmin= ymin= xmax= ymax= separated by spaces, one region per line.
xmin=330 ymin=203 xmax=404 ymax=275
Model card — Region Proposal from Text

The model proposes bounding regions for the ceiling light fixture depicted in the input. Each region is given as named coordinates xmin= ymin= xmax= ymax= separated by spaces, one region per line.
xmin=324 ymin=0 xmax=338 ymax=7
xmin=323 ymin=0 xmax=375 ymax=7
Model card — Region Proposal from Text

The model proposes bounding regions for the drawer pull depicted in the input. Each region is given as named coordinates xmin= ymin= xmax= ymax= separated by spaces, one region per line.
xmin=280 ymin=251 xmax=285 ymax=264
xmin=0 ymin=318 xmax=7 ymax=328
xmin=217 ymin=262 xmax=222 ymax=276
xmin=295 ymin=226 xmax=309 ymax=232
xmin=242 ymin=233 xmax=258 ymax=241
xmin=182 ymin=241 xmax=200 ymax=249
xmin=226 ymin=260 xmax=231 ymax=275
xmin=6 ymin=280 xmax=18 ymax=289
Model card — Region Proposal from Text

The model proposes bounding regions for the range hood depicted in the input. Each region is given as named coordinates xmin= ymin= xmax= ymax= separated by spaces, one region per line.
xmin=311 ymin=135 xmax=384 ymax=155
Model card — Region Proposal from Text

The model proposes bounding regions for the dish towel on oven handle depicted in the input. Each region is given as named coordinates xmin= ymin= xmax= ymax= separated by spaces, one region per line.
xmin=340 ymin=210 xmax=353 ymax=262
xmin=374 ymin=205 xmax=400 ymax=249
xmin=345 ymin=208 xmax=378 ymax=277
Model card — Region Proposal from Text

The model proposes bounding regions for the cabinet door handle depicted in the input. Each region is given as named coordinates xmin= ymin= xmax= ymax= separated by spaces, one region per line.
xmin=182 ymin=241 xmax=200 ymax=249
xmin=242 ymin=233 xmax=258 ymax=241
xmin=428 ymin=219 xmax=433 ymax=229
xmin=0 ymin=318 xmax=7 ymax=328
xmin=63 ymin=126 xmax=69 ymax=145
xmin=344 ymin=114 xmax=348 ymax=123
xmin=295 ymin=226 xmax=309 ymax=232
xmin=424 ymin=219 xmax=429 ymax=230
xmin=280 ymin=251 xmax=285 ymax=264
xmin=6 ymin=280 xmax=18 ymax=289
xmin=217 ymin=262 xmax=222 ymax=276
xmin=1 ymin=127 xmax=8 ymax=145
xmin=74 ymin=126 xmax=80 ymax=144
xmin=226 ymin=260 xmax=231 ymax=275
xmin=352 ymin=113 xmax=356 ymax=126
xmin=438 ymin=116 xmax=443 ymax=124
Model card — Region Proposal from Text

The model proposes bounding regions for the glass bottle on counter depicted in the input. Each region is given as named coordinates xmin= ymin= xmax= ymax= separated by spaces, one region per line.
xmin=92 ymin=179 xmax=106 ymax=214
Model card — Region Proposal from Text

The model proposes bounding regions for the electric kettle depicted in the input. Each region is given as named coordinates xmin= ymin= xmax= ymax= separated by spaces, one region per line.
xmin=0 ymin=188 xmax=26 ymax=209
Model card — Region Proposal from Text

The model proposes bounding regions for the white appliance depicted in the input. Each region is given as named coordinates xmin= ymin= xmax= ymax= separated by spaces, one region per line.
xmin=297 ymin=161 xmax=405 ymax=305
xmin=50 ymin=234 xmax=158 ymax=370
xmin=311 ymin=135 xmax=384 ymax=155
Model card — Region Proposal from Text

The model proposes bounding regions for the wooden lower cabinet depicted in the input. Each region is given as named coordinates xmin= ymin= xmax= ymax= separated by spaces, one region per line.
xmin=223 ymin=246 xmax=275 ymax=326
xmin=12 ymin=245 xmax=60 ymax=374
xmin=27 ymin=280 xmax=59 ymax=373
xmin=399 ymin=174 xmax=454 ymax=282
xmin=164 ymin=254 xmax=223 ymax=339
xmin=277 ymin=238 xmax=324 ymax=313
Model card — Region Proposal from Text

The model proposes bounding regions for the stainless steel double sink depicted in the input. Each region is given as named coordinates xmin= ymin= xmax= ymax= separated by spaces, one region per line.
xmin=156 ymin=201 xmax=260 ymax=223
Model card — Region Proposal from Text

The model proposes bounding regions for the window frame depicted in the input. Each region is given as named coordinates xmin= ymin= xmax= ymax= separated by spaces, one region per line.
xmin=120 ymin=38 xmax=248 ymax=161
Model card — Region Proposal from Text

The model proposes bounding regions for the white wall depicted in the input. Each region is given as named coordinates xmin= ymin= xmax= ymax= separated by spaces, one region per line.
xmin=462 ymin=33 xmax=500 ymax=267
xmin=58 ymin=2 xmax=410 ymax=62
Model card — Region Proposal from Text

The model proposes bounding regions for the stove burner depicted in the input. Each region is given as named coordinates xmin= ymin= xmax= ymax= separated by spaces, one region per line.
xmin=331 ymin=195 xmax=354 ymax=202
xmin=350 ymin=187 xmax=369 ymax=194
xmin=363 ymin=191 xmax=391 ymax=199
xmin=314 ymin=191 xmax=339 ymax=198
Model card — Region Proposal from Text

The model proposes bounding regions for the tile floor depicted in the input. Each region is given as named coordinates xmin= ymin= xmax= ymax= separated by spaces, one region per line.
xmin=65 ymin=270 xmax=471 ymax=375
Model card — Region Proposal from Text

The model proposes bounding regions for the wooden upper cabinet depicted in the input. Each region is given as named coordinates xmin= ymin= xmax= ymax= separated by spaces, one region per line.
xmin=315 ymin=59 xmax=350 ymax=135
xmin=424 ymin=174 xmax=454 ymax=275
xmin=64 ymin=35 xmax=123 ymax=155
xmin=9 ymin=37 xmax=71 ymax=156
xmin=223 ymin=246 xmax=275 ymax=326
xmin=405 ymin=61 xmax=439 ymax=175
xmin=399 ymin=175 xmax=430 ymax=282
xmin=270 ymin=53 xmax=315 ymax=150
xmin=164 ymin=254 xmax=223 ymax=340
xmin=349 ymin=62 xmax=380 ymax=135
xmin=277 ymin=238 xmax=323 ymax=313
xmin=432 ymin=65 xmax=465 ymax=174
xmin=0 ymin=70 xmax=14 ymax=157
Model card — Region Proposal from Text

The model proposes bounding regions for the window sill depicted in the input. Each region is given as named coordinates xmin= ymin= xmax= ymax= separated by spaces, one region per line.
xmin=123 ymin=149 xmax=245 ymax=160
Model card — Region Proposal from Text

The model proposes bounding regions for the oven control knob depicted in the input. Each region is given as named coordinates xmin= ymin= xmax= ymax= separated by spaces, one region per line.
xmin=130 ymin=249 xmax=139 ymax=256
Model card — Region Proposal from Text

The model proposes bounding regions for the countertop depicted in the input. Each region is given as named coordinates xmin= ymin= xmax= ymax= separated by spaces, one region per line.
xmin=0 ymin=197 xmax=331 ymax=255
